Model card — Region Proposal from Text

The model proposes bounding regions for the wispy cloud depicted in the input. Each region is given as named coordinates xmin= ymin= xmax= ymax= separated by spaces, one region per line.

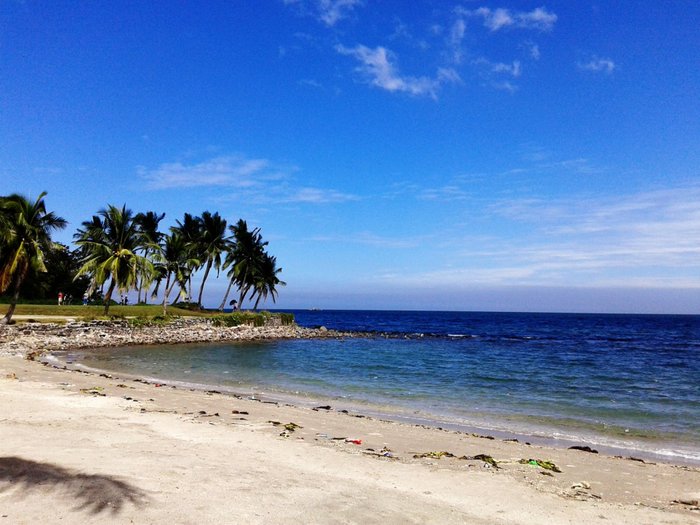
xmin=139 ymin=155 xmax=358 ymax=205
xmin=307 ymin=231 xmax=425 ymax=249
xmin=284 ymin=0 xmax=363 ymax=27
xmin=578 ymin=56 xmax=616 ymax=73
xmin=336 ymin=44 xmax=460 ymax=98
xmin=448 ymin=18 xmax=467 ymax=63
xmin=478 ymin=184 xmax=700 ymax=285
xmin=282 ymin=187 xmax=359 ymax=203
xmin=138 ymin=156 xmax=270 ymax=189
xmin=417 ymin=185 xmax=472 ymax=201
xmin=524 ymin=41 xmax=540 ymax=60
xmin=462 ymin=6 xmax=557 ymax=32
xmin=377 ymin=181 xmax=700 ymax=289
xmin=500 ymin=157 xmax=606 ymax=177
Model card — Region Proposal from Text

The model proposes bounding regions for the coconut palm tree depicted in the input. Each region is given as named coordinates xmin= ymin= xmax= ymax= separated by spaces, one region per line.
xmin=74 ymin=204 xmax=151 ymax=315
xmin=195 ymin=211 xmax=230 ymax=308
xmin=218 ymin=219 xmax=267 ymax=310
xmin=250 ymin=253 xmax=285 ymax=311
xmin=151 ymin=231 xmax=195 ymax=316
xmin=134 ymin=211 xmax=165 ymax=303
xmin=0 ymin=192 xmax=67 ymax=324
xmin=171 ymin=213 xmax=202 ymax=302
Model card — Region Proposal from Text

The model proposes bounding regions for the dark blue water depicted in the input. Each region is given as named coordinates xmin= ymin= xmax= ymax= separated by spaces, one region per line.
xmin=62 ymin=310 xmax=700 ymax=463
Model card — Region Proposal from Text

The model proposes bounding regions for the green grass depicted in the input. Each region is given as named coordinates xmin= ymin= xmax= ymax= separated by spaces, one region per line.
xmin=0 ymin=304 xmax=295 ymax=326
xmin=0 ymin=304 xmax=212 ymax=318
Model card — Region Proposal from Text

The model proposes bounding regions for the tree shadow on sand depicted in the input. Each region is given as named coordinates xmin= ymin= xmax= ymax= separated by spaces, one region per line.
xmin=0 ymin=456 xmax=148 ymax=514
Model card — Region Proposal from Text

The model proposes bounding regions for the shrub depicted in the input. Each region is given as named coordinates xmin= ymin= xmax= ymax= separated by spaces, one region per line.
xmin=210 ymin=311 xmax=293 ymax=328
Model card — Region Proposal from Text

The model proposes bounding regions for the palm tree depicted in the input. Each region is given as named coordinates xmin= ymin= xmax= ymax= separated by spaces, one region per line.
xmin=134 ymin=211 xmax=165 ymax=303
xmin=171 ymin=213 xmax=202 ymax=302
xmin=74 ymin=204 xmax=151 ymax=315
xmin=250 ymin=253 xmax=285 ymax=311
xmin=151 ymin=232 xmax=195 ymax=316
xmin=0 ymin=192 xmax=67 ymax=324
xmin=195 ymin=211 xmax=230 ymax=308
xmin=218 ymin=219 xmax=267 ymax=311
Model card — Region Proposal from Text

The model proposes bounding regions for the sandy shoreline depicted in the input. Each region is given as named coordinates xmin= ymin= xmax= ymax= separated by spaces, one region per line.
xmin=1 ymin=322 xmax=699 ymax=523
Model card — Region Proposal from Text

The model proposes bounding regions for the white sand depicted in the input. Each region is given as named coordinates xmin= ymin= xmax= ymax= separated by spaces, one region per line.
xmin=1 ymin=355 xmax=698 ymax=524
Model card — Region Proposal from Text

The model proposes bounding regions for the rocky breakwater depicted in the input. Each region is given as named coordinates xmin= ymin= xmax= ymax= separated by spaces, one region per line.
xmin=0 ymin=318 xmax=359 ymax=358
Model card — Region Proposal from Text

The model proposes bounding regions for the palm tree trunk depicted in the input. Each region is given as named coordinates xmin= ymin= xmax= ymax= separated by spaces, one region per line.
xmin=237 ymin=267 xmax=250 ymax=308
xmin=218 ymin=277 xmax=235 ymax=311
xmin=162 ymin=273 xmax=171 ymax=316
xmin=103 ymin=278 xmax=117 ymax=316
xmin=0 ymin=274 xmax=23 ymax=325
xmin=197 ymin=260 xmax=212 ymax=307
xmin=239 ymin=283 xmax=252 ymax=310
xmin=253 ymin=293 xmax=262 ymax=312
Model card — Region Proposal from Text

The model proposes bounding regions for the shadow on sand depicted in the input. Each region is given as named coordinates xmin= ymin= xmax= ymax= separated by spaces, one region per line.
xmin=0 ymin=456 xmax=148 ymax=514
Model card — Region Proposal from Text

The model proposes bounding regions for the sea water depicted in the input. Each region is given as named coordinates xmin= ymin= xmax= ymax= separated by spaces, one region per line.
xmin=57 ymin=310 xmax=700 ymax=464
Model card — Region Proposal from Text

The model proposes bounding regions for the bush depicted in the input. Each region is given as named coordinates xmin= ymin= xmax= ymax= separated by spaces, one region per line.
xmin=210 ymin=311 xmax=293 ymax=328
xmin=279 ymin=313 xmax=295 ymax=326
xmin=127 ymin=315 xmax=175 ymax=328
xmin=172 ymin=302 xmax=201 ymax=311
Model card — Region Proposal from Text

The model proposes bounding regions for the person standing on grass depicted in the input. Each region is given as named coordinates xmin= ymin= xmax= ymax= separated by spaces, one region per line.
xmin=58 ymin=291 xmax=63 ymax=306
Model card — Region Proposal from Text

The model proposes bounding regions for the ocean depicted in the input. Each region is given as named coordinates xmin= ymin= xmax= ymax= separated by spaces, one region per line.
xmin=55 ymin=310 xmax=700 ymax=464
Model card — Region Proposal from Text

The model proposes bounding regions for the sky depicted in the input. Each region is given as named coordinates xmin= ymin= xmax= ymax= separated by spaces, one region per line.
xmin=2 ymin=1 xmax=699 ymax=313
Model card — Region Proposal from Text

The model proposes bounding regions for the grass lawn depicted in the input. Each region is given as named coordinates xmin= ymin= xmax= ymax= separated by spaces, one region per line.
xmin=0 ymin=304 xmax=213 ymax=319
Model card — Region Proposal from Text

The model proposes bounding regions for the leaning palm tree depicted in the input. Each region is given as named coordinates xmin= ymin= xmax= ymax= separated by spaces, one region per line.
xmin=150 ymin=231 xmax=195 ymax=316
xmin=0 ymin=192 xmax=67 ymax=324
xmin=134 ymin=211 xmax=165 ymax=303
xmin=218 ymin=219 xmax=267 ymax=310
xmin=250 ymin=253 xmax=285 ymax=311
xmin=195 ymin=211 xmax=230 ymax=308
xmin=171 ymin=213 xmax=202 ymax=302
xmin=74 ymin=204 xmax=151 ymax=315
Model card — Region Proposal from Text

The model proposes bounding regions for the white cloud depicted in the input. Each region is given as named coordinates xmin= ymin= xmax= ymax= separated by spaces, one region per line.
xmin=285 ymin=0 xmax=363 ymax=27
xmin=524 ymin=41 xmax=540 ymax=60
xmin=139 ymin=154 xmax=358 ymax=205
xmin=472 ymin=57 xmax=522 ymax=90
xmin=464 ymin=6 xmax=557 ymax=32
xmin=417 ymin=185 xmax=472 ymax=201
xmin=449 ymin=18 xmax=467 ymax=63
xmin=578 ymin=56 xmax=616 ymax=73
xmin=138 ymin=156 xmax=270 ymax=189
xmin=282 ymin=187 xmax=359 ymax=203
xmin=308 ymin=231 xmax=422 ymax=249
xmin=490 ymin=60 xmax=521 ymax=77
xmin=336 ymin=44 xmax=460 ymax=98
xmin=480 ymin=184 xmax=700 ymax=285
xmin=319 ymin=0 xmax=362 ymax=26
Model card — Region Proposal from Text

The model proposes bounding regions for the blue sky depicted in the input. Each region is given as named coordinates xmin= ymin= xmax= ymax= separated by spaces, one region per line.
xmin=2 ymin=1 xmax=699 ymax=313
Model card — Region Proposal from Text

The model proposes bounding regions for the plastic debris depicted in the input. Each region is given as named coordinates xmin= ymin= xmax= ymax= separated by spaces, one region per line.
xmin=519 ymin=459 xmax=561 ymax=472
xmin=462 ymin=454 xmax=500 ymax=469
xmin=345 ymin=438 xmax=362 ymax=445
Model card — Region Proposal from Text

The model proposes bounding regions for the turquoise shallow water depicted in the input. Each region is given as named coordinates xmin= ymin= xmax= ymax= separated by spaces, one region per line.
xmin=56 ymin=311 xmax=700 ymax=464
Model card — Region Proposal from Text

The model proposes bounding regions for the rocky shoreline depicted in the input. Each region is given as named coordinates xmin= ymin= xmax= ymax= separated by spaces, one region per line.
xmin=0 ymin=318 xmax=361 ymax=357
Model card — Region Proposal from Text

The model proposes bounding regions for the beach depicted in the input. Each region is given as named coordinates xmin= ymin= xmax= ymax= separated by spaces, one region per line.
xmin=1 ymin=321 xmax=698 ymax=524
